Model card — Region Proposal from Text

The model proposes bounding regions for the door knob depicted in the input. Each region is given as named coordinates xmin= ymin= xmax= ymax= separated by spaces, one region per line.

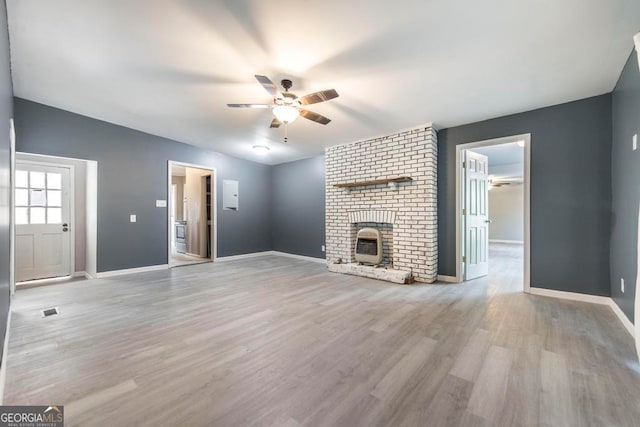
xmin=485 ymin=219 xmax=492 ymax=223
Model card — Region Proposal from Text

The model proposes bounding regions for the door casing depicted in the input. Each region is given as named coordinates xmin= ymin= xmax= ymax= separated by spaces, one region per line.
xmin=455 ymin=134 xmax=531 ymax=292
xmin=167 ymin=160 xmax=217 ymax=267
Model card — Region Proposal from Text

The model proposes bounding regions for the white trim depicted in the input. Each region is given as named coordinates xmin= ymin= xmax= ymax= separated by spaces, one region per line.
xmin=73 ymin=271 xmax=87 ymax=278
xmin=0 ymin=308 xmax=11 ymax=405
xmin=215 ymin=251 xmax=274 ymax=262
xmin=215 ymin=251 xmax=326 ymax=264
xmin=270 ymin=251 xmax=326 ymax=264
xmin=437 ymin=275 xmax=458 ymax=283
xmin=528 ymin=288 xmax=635 ymax=338
xmin=489 ymin=239 xmax=524 ymax=244
xmin=168 ymin=161 xmax=217 ymax=267
xmin=9 ymin=119 xmax=15 ymax=296
xmin=528 ymin=287 xmax=610 ymax=305
xmin=609 ymin=299 xmax=634 ymax=337
xmin=95 ymin=264 xmax=169 ymax=278
xmin=455 ymin=133 xmax=531 ymax=294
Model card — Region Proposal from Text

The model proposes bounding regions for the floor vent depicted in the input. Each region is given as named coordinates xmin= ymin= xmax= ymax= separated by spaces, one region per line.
xmin=41 ymin=307 xmax=59 ymax=317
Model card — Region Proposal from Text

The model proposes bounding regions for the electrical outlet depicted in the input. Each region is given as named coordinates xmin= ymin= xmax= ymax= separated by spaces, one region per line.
xmin=321 ymin=245 xmax=326 ymax=252
xmin=621 ymin=278 xmax=625 ymax=293
xmin=130 ymin=214 xmax=137 ymax=223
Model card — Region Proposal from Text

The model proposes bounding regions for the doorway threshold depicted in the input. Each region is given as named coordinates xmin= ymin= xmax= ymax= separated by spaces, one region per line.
xmin=16 ymin=274 xmax=88 ymax=290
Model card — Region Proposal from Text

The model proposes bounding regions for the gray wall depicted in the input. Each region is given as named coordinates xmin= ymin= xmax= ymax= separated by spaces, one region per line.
xmin=14 ymin=98 xmax=272 ymax=272
xmin=271 ymin=155 xmax=325 ymax=259
xmin=489 ymin=185 xmax=524 ymax=242
xmin=0 ymin=0 xmax=11 ymax=362
xmin=611 ymin=51 xmax=640 ymax=322
xmin=438 ymin=94 xmax=612 ymax=296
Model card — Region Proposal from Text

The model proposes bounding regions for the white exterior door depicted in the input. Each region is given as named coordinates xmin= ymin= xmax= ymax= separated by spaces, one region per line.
xmin=15 ymin=163 xmax=72 ymax=282
xmin=464 ymin=150 xmax=489 ymax=280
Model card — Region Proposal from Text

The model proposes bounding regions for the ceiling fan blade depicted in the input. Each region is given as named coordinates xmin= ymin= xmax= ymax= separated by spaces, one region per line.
xmin=227 ymin=103 xmax=272 ymax=108
xmin=299 ymin=109 xmax=331 ymax=125
xmin=298 ymin=89 xmax=339 ymax=105
xmin=254 ymin=75 xmax=281 ymax=97
xmin=270 ymin=118 xmax=282 ymax=128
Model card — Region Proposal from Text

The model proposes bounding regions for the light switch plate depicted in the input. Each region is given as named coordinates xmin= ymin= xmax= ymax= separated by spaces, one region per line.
xmin=321 ymin=245 xmax=326 ymax=252
xmin=156 ymin=200 xmax=167 ymax=208
xmin=130 ymin=214 xmax=137 ymax=223
xmin=621 ymin=277 xmax=625 ymax=293
xmin=633 ymin=134 xmax=638 ymax=151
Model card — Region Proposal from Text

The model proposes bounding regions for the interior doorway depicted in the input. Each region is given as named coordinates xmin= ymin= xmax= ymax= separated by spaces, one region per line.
xmin=12 ymin=153 xmax=98 ymax=287
xmin=168 ymin=161 xmax=216 ymax=268
xmin=456 ymin=134 xmax=531 ymax=291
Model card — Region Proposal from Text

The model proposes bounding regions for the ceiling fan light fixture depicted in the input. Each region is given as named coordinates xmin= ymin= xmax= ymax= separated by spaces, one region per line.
xmin=273 ymin=105 xmax=300 ymax=124
xmin=252 ymin=144 xmax=270 ymax=154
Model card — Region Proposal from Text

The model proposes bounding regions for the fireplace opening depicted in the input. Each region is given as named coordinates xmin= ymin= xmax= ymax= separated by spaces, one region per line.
xmin=355 ymin=228 xmax=383 ymax=265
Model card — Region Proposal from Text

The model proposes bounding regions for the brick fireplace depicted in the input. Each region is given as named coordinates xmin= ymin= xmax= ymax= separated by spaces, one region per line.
xmin=325 ymin=125 xmax=438 ymax=283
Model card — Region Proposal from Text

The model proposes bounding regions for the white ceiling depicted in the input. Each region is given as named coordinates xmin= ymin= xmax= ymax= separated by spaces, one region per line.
xmin=472 ymin=142 xmax=524 ymax=167
xmin=6 ymin=0 xmax=640 ymax=165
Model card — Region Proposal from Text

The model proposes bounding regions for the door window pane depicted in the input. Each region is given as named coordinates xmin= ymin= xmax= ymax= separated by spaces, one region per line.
xmin=47 ymin=190 xmax=61 ymax=207
xmin=30 ymin=207 xmax=45 ymax=224
xmin=15 ymin=207 xmax=28 ymax=225
xmin=15 ymin=170 xmax=28 ymax=188
xmin=30 ymin=189 xmax=46 ymax=206
xmin=47 ymin=208 xmax=62 ymax=224
xmin=30 ymin=171 xmax=45 ymax=189
xmin=15 ymin=189 xmax=28 ymax=206
xmin=47 ymin=173 xmax=62 ymax=190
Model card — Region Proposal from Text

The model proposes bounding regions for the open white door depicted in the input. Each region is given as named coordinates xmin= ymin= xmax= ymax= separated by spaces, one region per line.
xmin=15 ymin=162 xmax=72 ymax=282
xmin=463 ymin=150 xmax=489 ymax=280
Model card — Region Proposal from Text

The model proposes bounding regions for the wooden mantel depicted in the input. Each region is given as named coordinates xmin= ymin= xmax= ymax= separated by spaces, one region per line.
xmin=333 ymin=176 xmax=413 ymax=188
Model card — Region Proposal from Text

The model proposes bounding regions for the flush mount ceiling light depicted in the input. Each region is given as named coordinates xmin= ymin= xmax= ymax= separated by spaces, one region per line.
xmin=228 ymin=75 xmax=339 ymax=142
xmin=252 ymin=144 xmax=270 ymax=154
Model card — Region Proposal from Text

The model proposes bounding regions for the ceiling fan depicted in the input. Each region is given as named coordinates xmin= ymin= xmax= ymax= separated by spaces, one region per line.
xmin=227 ymin=75 xmax=339 ymax=142
xmin=489 ymin=176 xmax=523 ymax=188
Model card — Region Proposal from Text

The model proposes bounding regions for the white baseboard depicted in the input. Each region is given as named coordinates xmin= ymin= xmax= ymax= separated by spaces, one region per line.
xmin=528 ymin=287 xmax=610 ymax=305
xmin=529 ymin=287 xmax=635 ymax=338
xmin=215 ymin=251 xmax=274 ymax=262
xmin=0 ymin=308 xmax=12 ymax=405
xmin=216 ymin=251 xmax=326 ymax=264
xmin=437 ymin=275 xmax=458 ymax=283
xmin=270 ymin=251 xmax=326 ymax=264
xmin=95 ymin=264 xmax=169 ymax=278
xmin=489 ymin=239 xmax=524 ymax=245
xmin=609 ymin=299 xmax=634 ymax=337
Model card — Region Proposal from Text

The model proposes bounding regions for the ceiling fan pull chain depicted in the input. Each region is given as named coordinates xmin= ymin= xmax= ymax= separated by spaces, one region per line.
xmin=284 ymin=123 xmax=288 ymax=143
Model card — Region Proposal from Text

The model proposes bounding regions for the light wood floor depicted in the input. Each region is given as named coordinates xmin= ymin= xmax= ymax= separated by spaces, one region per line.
xmin=4 ymin=245 xmax=640 ymax=426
